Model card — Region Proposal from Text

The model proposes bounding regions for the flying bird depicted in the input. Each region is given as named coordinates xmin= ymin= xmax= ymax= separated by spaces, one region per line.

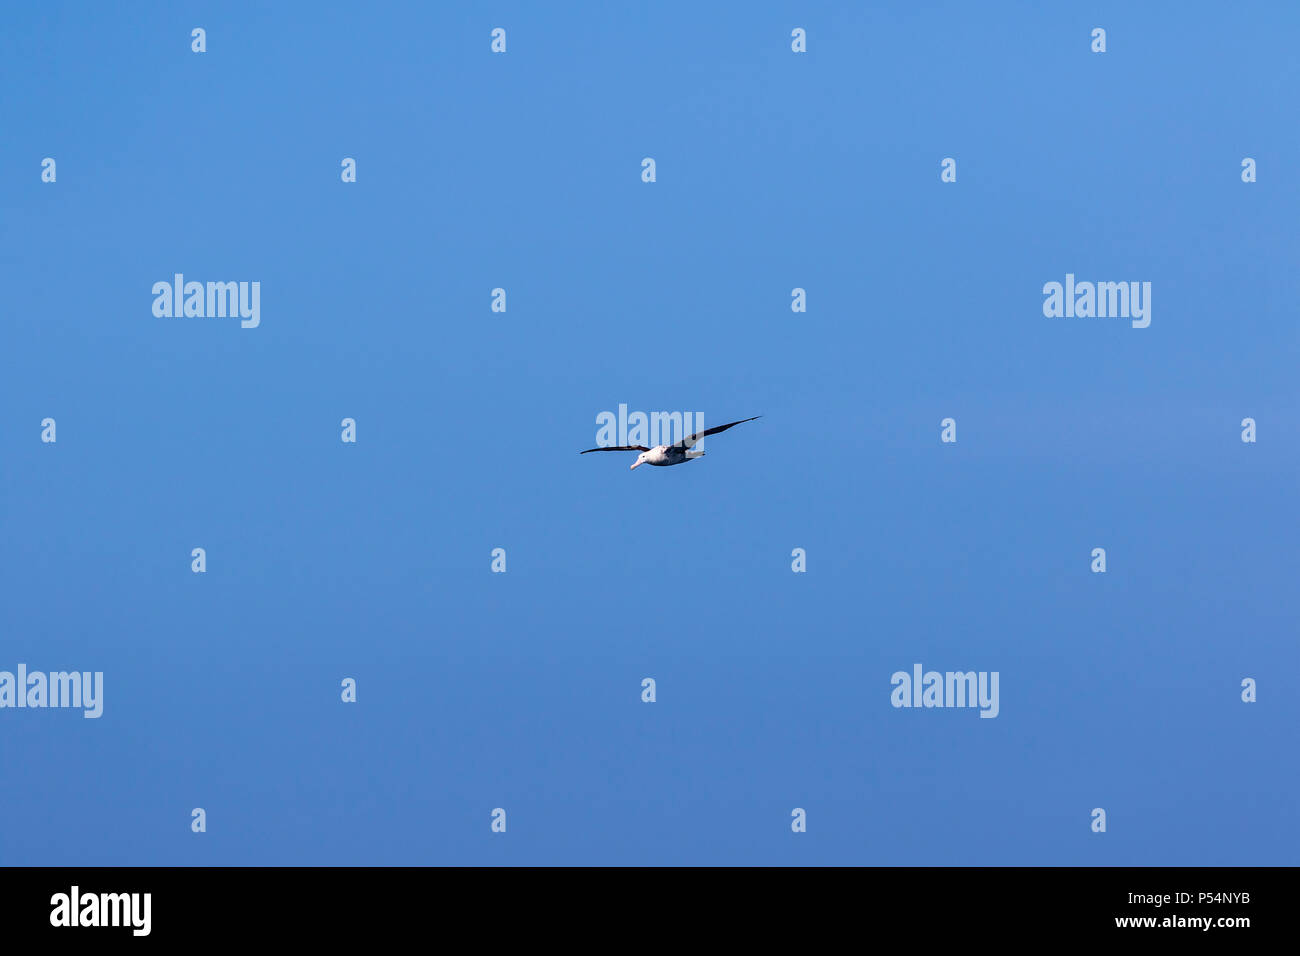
xmin=580 ymin=416 xmax=761 ymax=470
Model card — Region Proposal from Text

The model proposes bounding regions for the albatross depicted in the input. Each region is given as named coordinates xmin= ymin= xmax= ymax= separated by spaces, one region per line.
xmin=580 ymin=416 xmax=761 ymax=469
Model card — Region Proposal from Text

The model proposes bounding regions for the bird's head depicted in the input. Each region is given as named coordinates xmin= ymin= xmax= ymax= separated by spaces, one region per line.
xmin=630 ymin=451 xmax=648 ymax=470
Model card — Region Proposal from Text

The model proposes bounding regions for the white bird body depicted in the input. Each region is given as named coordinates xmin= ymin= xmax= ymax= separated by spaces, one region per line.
xmin=630 ymin=445 xmax=704 ymax=469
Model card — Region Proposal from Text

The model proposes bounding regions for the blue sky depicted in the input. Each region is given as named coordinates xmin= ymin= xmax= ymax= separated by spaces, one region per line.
xmin=1 ymin=1 xmax=1296 ymax=865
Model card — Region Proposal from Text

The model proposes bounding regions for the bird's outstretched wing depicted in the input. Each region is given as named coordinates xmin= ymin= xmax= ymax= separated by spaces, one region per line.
xmin=579 ymin=445 xmax=650 ymax=454
xmin=675 ymin=416 xmax=761 ymax=450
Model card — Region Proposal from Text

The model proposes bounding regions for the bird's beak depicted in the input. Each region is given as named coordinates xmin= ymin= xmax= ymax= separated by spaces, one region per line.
xmin=630 ymin=459 xmax=643 ymax=470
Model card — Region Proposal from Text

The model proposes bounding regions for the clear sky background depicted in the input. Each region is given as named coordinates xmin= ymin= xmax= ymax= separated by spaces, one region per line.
xmin=1 ymin=2 xmax=1296 ymax=865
